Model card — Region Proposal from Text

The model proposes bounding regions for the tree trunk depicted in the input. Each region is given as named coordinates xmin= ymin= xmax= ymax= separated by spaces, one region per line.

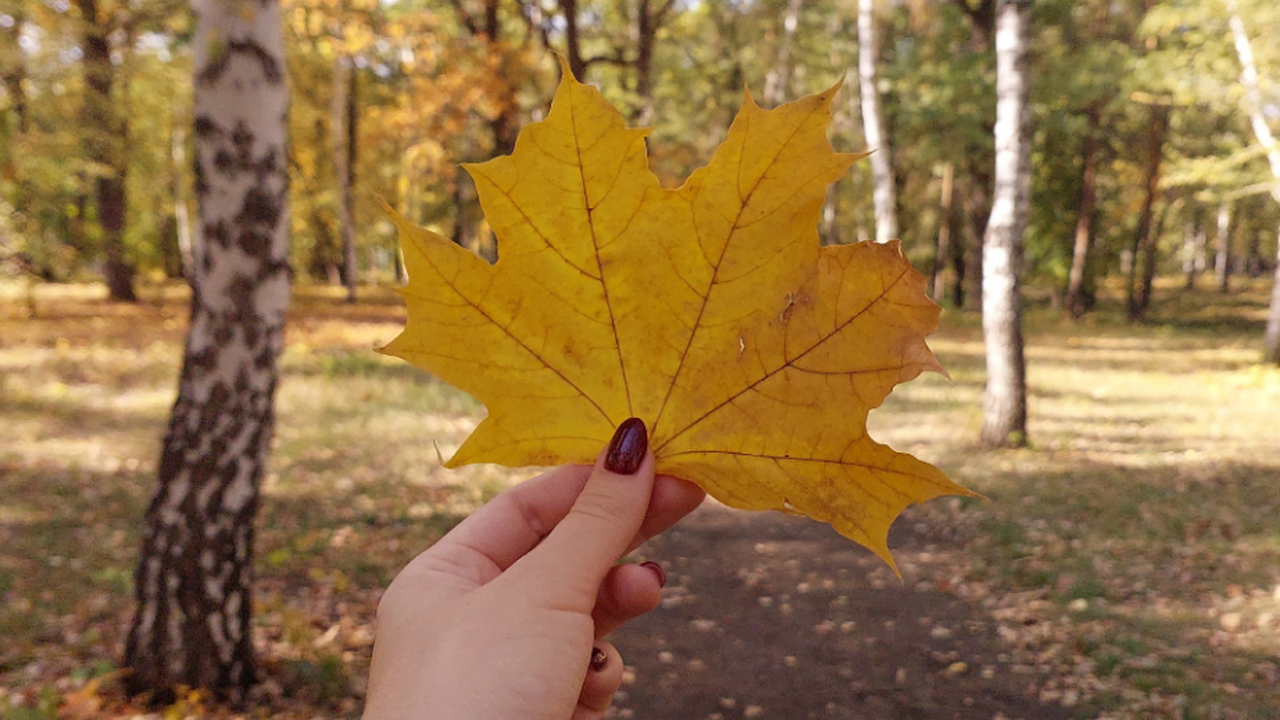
xmin=963 ymin=164 xmax=991 ymax=311
xmin=1182 ymin=213 xmax=1201 ymax=290
xmin=1126 ymin=105 xmax=1169 ymax=322
xmin=949 ymin=0 xmax=995 ymax=312
xmin=2 ymin=6 xmax=27 ymax=137
xmin=332 ymin=54 xmax=357 ymax=303
xmin=1195 ymin=221 xmax=1208 ymax=275
xmin=124 ymin=0 xmax=290 ymax=703
xmin=950 ymin=179 xmax=970 ymax=308
xmin=559 ymin=0 xmax=586 ymax=79
xmin=172 ymin=114 xmax=194 ymax=280
xmin=821 ymin=183 xmax=841 ymax=246
xmin=763 ymin=0 xmax=802 ymax=107
xmin=1065 ymin=107 xmax=1099 ymax=319
xmin=77 ymin=0 xmax=136 ymax=302
xmin=933 ymin=162 xmax=954 ymax=303
xmin=1228 ymin=3 xmax=1280 ymax=364
xmin=1244 ymin=222 xmax=1263 ymax=277
xmin=857 ymin=0 xmax=898 ymax=242
xmin=1265 ymin=223 xmax=1280 ymax=364
xmin=2 ymin=4 xmax=29 ymax=254
xmin=1141 ymin=203 xmax=1170 ymax=308
xmin=632 ymin=0 xmax=658 ymax=126
xmin=980 ymin=0 xmax=1030 ymax=448
xmin=1215 ymin=200 xmax=1232 ymax=293
xmin=483 ymin=0 xmax=514 ymax=261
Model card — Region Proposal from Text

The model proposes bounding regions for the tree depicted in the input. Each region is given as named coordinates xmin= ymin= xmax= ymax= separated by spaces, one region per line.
xmin=933 ymin=162 xmax=956 ymax=302
xmin=763 ymin=0 xmax=803 ymax=107
xmin=1 ymin=2 xmax=30 ymax=267
xmin=1214 ymin=197 xmax=1232 ymax=292
xmin=1125 ymin=102 xmax=1169 ymax=321
xmin=124 ymin=0 xmax=290 ymax=702
xmin=980 ymin=0 xmax=1030 ymax=447
xmin=331 ymin=51 xmax=357 ymax=301
xmin=1227 ymin=1 xmax=1280 ymax=363
xmin=947 ymin=0 xmax=997 ymax=312
xmin=630 ymin=0 xmax=677 ymax=126
xmin=857 ymin=0 xmax=897 ymax=242
xmin=77 ymin=0 xmax=136 ymax=301
xmin=1064 ymin=105 xmax=1100 ymax=318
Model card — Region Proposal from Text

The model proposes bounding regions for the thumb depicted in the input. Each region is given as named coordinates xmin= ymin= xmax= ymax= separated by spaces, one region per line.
xmin=509 ymin=418 xmax=654 ymax=611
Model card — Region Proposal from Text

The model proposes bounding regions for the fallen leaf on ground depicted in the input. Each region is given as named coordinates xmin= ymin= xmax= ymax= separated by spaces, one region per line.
xmin=382 ymin=63 xmax=976 ymax=566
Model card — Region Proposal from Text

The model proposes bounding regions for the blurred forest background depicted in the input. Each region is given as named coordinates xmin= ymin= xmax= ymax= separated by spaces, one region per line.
xmin=3 ymin=1 xmax=1280 ymax=719
xmin=2 ymin=0 xmax=1278 ymax=318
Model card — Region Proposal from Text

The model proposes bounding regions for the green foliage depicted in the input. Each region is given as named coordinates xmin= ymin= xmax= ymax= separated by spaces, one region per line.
xmin=4 ymin=0 xmax=1278 ymax=300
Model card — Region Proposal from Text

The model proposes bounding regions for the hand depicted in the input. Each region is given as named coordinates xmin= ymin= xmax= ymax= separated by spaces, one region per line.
xmin=362 ymin=418 xmax=705 ymax=720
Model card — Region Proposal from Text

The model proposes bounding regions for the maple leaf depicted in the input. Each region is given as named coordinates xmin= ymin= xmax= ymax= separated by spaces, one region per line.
xmin=382 ymin=67 xmax=977 ymax=568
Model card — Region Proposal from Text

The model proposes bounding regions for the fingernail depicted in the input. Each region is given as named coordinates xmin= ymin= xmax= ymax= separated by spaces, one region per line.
xmin=604 ymin=418 xmax=647 ymax=475
xmin=590 ymin=646 xmax=608 ymax=672
xmin=640 ymin=561 xmax=666 ymax=588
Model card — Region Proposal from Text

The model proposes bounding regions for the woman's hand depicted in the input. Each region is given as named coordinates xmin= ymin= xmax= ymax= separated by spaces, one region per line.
xmin=362 ymin=418 xmax=705 ymax=720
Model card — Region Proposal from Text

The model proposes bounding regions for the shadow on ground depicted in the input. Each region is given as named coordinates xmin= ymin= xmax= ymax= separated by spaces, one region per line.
xmin=613 ymin=505 xmax=1078 ymax=720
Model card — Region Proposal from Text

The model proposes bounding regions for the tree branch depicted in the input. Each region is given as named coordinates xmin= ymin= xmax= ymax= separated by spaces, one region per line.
xmin=517 ymin=0 xmax=553 ymax=50
xmin=446 ymin=0 xmax=480 ymax=36
xmin=654 ymin=0 xmax=678 ymax=24
xmin=581 ymin=51 xmax=632 ymax=69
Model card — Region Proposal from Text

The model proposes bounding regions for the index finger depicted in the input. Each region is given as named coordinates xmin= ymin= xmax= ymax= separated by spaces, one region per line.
xmin=410 ymin=468 xmax=702 ymax=589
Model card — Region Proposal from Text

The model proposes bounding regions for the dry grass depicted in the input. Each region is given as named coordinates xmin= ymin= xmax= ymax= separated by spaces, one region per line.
xmin=1 ymin=277 xmax=1278 ymax=719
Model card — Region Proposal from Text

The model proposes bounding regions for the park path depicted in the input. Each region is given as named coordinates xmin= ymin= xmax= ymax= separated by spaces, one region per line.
xmin=610 ymin=504 xmax=1076 ymax=720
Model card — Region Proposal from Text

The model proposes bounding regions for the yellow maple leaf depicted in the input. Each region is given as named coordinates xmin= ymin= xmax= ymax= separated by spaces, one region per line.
xmin=382 ymin=68 xmax=977 ymax=568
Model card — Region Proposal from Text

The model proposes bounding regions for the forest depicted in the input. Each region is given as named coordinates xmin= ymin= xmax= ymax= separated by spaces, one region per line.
xmin=3 ymin=0 xmax=1279 ymax=331
xmin=2 ymin=0 xmax=1280 ymax=719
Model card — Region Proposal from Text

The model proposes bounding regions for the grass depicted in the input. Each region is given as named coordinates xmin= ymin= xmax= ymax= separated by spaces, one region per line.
xmin=2 ymin=276 xmax=1279 ymax=719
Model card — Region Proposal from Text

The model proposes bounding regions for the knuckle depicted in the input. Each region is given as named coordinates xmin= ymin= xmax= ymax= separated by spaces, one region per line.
xmin=570 ymin=487 xmax=633 ymax=527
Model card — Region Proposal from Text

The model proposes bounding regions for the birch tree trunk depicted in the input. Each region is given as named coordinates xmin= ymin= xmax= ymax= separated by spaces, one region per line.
xmin=857 ymin=0 xmax=898 ymax=242
xmin=1228 ymin=3 xmax=1280 ymax=363
xmin=124 ymin=0 xmax=290 ymax=702
xmin=1266 ymin=228 xmax=1280 ymax=364
xmin=980 ymin=0 xmax=1030 ymax=447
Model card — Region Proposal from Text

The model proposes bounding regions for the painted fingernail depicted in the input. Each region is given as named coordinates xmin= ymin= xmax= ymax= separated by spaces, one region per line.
xmin=590 ymin=646 xmax=608 ymax=672
xmin=604 ymin=418 xmax=647 ymax=475
xmin=641 ymin=561 xmax=666 ymax=588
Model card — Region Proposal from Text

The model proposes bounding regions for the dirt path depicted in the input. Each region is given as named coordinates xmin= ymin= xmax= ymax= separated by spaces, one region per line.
xmin=611 ymin=504 xmax=1076 ymax=720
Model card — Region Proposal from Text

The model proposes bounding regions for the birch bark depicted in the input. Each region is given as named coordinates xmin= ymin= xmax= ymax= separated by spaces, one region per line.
xmin=980 ymin=0 xmax=1030 ymax=447
xmin=124 ymin=0 xmax=290 ymax=701
xmin=1227 ymin=4 xmax=1280 ymax=363
xmin=857 ymin=0 xmax=898 ymax=242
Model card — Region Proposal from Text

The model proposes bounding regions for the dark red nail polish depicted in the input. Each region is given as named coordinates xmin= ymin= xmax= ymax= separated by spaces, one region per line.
xmin=604 ymin=418 xmax=647 ymax=475
xmin=590 ymin=646 xmax=608 ymax=672
xmin=641 ymin=561 xmax=666 ymax=588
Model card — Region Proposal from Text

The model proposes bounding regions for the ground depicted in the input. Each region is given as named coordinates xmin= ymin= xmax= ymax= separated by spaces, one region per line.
xmin=612 ymin=506 xmax=1076 ymax=720
xmin=1 ymin=279 xmax=1279 ymax=720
